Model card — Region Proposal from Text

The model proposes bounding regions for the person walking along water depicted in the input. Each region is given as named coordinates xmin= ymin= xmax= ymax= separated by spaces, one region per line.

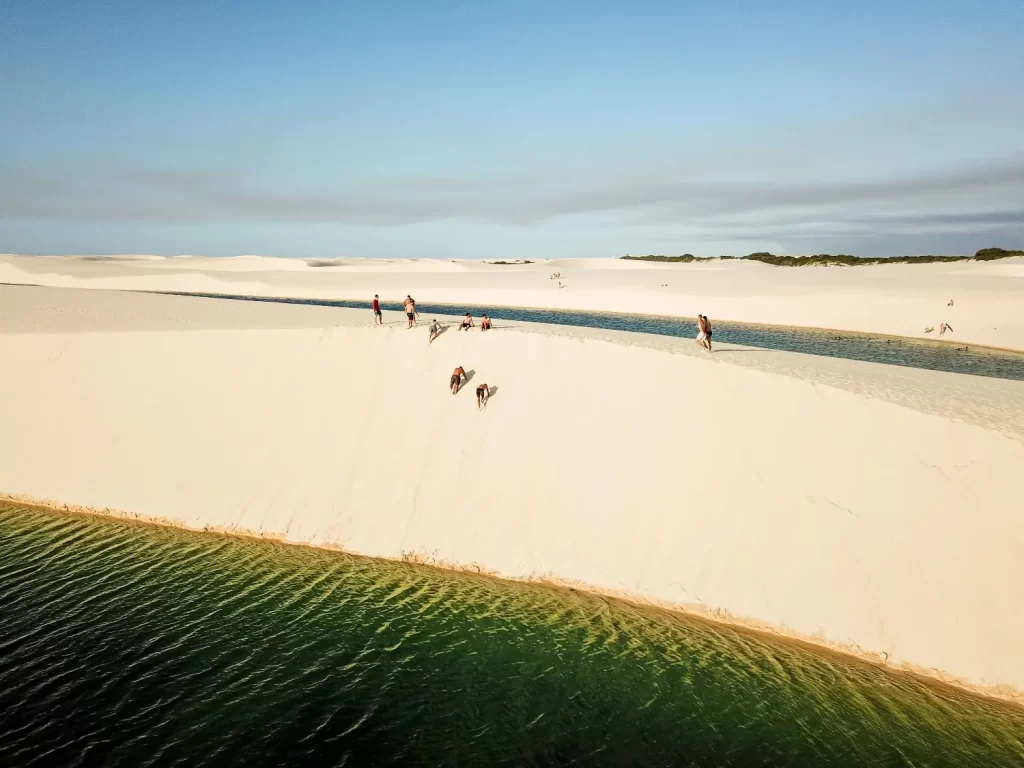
xmin=372 ymin=295 xmax=382 ymax=325
xmin=403 ymin=295 xmax=418 ymax=328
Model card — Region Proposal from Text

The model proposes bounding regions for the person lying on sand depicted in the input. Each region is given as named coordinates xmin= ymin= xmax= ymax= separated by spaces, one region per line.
xmin=476 ymin=383 xmax=489 ymax=408
xmin=459 ymin=313 xmax=474 ymax=331
xmin=403 ymin=295 xmax=417 ymax=328
xmin=372 ymin=294 xmax=382 ymax=326
xmin=428 ymin=319 xmax=441 ymax=344
xmin=451 ymin=366 xmax=466 ymax=394
xmin=480 ymin=314 xmax=492 ymax=331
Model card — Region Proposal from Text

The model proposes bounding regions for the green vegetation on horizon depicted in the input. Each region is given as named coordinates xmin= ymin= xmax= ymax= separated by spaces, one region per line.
xmin=620 ymin=247 xmax=1024 ymax=266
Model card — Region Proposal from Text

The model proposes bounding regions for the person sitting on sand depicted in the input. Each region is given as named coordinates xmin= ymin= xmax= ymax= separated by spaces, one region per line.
xmin=428 ymin=319 xmax=441 ymax=344
xmin=403 ymin=295 xmax=417 ymax=328
xmin=372 ymin=294 xmax=383 ymax=326
xmin=480 ymin=314 xmax=492 ymax=331
xmin=450 ymin=366 xmax=466 ymax=394
xmin=476 ymin=383 xmax=489 ymax=408
xmin=459 ymin=313 xmax=474 ymax=331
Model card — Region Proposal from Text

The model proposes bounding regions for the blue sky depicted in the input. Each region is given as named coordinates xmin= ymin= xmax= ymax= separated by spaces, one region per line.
xmin=1 ymin=0 xmax=1022 ymax=258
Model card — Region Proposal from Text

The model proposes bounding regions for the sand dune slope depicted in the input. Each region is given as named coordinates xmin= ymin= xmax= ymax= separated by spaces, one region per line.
xmin=2 ymin=288 xmax=1023 ymax=699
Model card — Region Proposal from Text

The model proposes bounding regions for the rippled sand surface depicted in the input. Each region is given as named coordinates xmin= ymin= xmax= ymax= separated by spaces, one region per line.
xmin=1 ymin=503 xmax=1022 ymax=767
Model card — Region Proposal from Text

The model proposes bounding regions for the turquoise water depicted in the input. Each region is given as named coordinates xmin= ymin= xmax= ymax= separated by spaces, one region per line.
xmin=1 ymin=503 xmax=1022 ymax=767
xmin=153 ymin=290 xmax=1024 ymax=381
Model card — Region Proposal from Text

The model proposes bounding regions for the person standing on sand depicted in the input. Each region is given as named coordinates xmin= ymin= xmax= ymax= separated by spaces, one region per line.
xmin=372 ymin=295 xmax=383 ymax=325
xmin=451 ymin=366 xmax=466 ymax=394
xmin=403 ymin=295 xmax=417 ymax=328
xmin=428 ymin=319 xmax=441 ymax=344
xmin=476 ymin=383 xmax=489 ymax=408
xmin=696 ymin=315 xmax=708 ymax=350
xmin=703 ymin=315 xmax=713 ymax=351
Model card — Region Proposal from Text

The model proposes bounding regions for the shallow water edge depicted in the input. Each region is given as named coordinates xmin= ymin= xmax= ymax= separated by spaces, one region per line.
xmin=6 ymin=490 xmax=1020 ymax=710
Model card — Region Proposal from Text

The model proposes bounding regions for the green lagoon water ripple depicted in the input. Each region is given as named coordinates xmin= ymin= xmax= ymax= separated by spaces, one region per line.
xmin=1 ymin=503 xmax=1022 ymax=767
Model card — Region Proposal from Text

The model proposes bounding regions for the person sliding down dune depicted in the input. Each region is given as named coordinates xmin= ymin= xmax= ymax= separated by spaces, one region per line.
xmin=476 ymin=383 xmax=489 ymax=409
xmin=450 ymin=366 xmax=466 ymax=394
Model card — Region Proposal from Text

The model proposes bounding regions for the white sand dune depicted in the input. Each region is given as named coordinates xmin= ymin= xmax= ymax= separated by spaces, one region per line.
xmin=2 ymin=253 xmax=1022 ymax=350
xmin=2 ymin=284 xmax=1023 ymax=703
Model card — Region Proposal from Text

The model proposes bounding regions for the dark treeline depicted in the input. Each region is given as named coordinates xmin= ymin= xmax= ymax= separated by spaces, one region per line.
xmin=620 ymin=247 xmax=1023 ymax=266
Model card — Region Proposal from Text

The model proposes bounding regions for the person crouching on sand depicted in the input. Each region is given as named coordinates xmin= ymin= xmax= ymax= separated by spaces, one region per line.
xmin=372 ymin=294 xmax=383 ymax=325
xmin=459 ymin=313 xmax=474 ymax=331
xmin=451 ymin=366 xmax=466 ymax=394
xmin=480 ymin=314 xmax=492 ymax=331
xmin=428 ymin=319 xmax=441 ymax=344
xmin=476 ymin=383 xmax=489 ymax=408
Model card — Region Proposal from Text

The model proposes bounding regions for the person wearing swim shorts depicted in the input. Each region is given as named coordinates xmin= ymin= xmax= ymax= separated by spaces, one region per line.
xmin=480 ymin=314 xmax=492 ymax=331
xmin=403 ymin=295 xmax=417 ymax=328
xmin=428 ymin=319 xmax=441 ymax=344
xmin=476 ymin=383 xmax=489 ymax=408
xmin=450 ymin=366 xmax=466 ymax=394
xmin=372 ymin=295 xmax=382 ymax=325
xmin=459 ymin=313 xmax=474 ymax=331
xmin=696 ymin=314 xmax=708 ymax=350
xmin=703 ymin=315 xmax=712 ymax=351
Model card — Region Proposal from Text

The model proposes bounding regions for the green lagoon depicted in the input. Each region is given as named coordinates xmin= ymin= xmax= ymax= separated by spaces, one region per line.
xmin=1 ymin=502 xmax=1022 ymax=767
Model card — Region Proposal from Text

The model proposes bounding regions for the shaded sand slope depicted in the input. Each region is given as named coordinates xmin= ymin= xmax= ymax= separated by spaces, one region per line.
xmin=3 ymin=252 xmax=1023 ymax=350
xmin=2 ymin=286 xmax=1023 ymax=700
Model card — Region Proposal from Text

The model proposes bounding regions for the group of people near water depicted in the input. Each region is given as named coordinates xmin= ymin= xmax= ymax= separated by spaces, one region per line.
xmin=372 ymin=294 xmax=493 ymax=409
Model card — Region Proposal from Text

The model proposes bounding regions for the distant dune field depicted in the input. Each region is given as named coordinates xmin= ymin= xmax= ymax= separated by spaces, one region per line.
xmin=2 ymin=253 xmax=1023 ymax=350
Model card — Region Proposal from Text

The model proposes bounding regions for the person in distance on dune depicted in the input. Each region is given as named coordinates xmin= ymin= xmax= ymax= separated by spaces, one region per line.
xmin=702 ymin=315 xmax=713 ymax=351
xmin=372 ymin=294 xmax=382 ymax=325
xmin=450 ymin=366 xmax=466 ymax=394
